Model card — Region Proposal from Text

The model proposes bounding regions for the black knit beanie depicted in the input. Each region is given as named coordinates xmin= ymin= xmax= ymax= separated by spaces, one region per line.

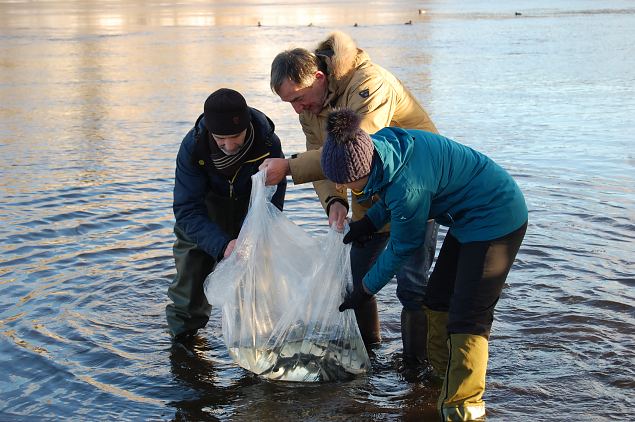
xmin=203 ymin=88 xmax=251 ymax=135
xmin=321 ymin=108 xmax=374 ymax=184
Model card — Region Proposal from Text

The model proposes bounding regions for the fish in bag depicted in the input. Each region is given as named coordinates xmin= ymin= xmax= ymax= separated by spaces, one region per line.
xmin=204 ymin=170 xmax=370 ymax=382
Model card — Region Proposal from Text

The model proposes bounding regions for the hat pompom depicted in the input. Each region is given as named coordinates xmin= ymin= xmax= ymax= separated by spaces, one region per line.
xmin=321 ymin=108 xmax=374 ymax=184
xmin=326 ymin=108 xmax=362 ymax=144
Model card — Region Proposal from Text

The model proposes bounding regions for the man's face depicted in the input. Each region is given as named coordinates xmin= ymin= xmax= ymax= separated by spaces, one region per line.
xmin=277 ymin=72 xmax=327 ymax=115
xmin=210 ymin=129 xmax=247 ymax=155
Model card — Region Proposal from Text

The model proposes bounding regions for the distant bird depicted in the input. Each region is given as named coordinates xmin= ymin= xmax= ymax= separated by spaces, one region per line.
xmin=257 ymin=21 xmax=262 ymax=27
xmin=404 ymin=20 xmax=412 ymax=25
xmin=353 ymin=23 xmax=358 ymax=27
xmin=418 ymin=9 xmax=426 ymax=15
xmin=515 ymin=12 xmax=522 ymax=16
xmin=308 ymin=22 xmax=313 ymax=27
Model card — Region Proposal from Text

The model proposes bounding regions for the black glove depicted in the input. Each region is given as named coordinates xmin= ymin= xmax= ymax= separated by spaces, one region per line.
xmin=343 ymin=216 xmax=376 ymax=245
xmin=339 ymin=284 xmax=373 ymax=312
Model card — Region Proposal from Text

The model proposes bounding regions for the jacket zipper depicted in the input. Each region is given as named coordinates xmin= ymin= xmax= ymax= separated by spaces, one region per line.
xmin=228 ymin=152 xmax=271 ymax=198
xmin=229 ymin=171 xmax=238 ymax=198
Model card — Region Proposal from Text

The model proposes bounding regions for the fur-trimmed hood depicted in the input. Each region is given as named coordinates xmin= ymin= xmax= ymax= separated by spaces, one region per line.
xmin=293 ymin=31 xmax=437 ymax=227
xmin=315 ymin=31 xmax=364 ymax=87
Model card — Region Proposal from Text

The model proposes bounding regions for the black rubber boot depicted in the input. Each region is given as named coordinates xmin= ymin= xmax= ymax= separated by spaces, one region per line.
xmin=401 ymin=306 xmax=428 ymax=364
xmin=354 ymin=296 xmax=381 ymax=346
xmin=173 ymin=329 xmax=198 ymax=344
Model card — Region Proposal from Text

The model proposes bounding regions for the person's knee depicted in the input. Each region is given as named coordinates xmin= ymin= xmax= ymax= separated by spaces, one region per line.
xmin=447 ymin=312 xmax=494 ymax=339
xmin=422 ymin=282 xmax=451 ymax=312
xmin=396 ymin=284 xmax=426 ymax=310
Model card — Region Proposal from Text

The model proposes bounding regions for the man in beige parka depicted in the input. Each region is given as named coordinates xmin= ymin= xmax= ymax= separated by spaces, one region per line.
xmin=260 ymin=31 xmax=442 ymax=368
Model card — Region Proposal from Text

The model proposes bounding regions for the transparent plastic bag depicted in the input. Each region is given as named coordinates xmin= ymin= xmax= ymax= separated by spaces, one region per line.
xmin=203 ymin=170 xmax=370 ymax=382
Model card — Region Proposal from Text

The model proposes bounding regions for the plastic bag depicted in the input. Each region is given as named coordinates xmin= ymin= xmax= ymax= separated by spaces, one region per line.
xmin=204 ymin=170 xmax=370 ymax=382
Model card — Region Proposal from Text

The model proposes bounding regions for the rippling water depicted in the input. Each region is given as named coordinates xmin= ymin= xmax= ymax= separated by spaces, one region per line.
xmin=1 ymin=0 xmax=634 ymax=420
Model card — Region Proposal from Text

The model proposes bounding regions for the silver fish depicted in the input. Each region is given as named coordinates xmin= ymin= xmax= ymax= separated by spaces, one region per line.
xmin=229 ymin=338 xmax=369 ymax=382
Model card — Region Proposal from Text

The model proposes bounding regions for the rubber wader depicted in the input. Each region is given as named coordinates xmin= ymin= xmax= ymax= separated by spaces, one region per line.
xmin=401 ymin=306 xmax=428 ymax=364
xmin=354 ymin=296 xmax=381 ymax=346
xmin=438 ymin=333 xmax=488 ymax=421
xmin=426 ymin=307 xmax=450 ymax=377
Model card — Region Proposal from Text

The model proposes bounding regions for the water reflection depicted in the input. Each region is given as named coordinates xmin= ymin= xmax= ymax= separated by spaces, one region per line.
xmin=169 ymin=338 xmax=250 ymax=421
xmin=0 ymin=1 xmax=427 ymax=31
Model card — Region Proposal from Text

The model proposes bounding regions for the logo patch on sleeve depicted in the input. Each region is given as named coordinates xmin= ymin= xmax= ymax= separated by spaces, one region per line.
xmin=359 ymin=89 xmax=370 ymax=98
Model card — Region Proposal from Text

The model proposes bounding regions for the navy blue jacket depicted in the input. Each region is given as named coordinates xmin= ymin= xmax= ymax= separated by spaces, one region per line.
xmin=173 ymin=108 xmax=286 ymax=260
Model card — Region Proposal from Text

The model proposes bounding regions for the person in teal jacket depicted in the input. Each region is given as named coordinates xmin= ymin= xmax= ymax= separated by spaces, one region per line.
xmin=321 ymin=108 xmax=527 ymax=421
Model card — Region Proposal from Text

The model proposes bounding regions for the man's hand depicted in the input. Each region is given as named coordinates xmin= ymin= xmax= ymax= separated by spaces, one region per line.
xmin=328 ymin=201 xmax=348 ymax=232
xmin=343 ymin=215 xmax=376 ymax=245
xmin=223 ymin=239 xmax=237 ymax=259
xmin=259 ymin=158 xmax=290 ymax=185
xmin=339 ymin=282 xmax=373 ymax=312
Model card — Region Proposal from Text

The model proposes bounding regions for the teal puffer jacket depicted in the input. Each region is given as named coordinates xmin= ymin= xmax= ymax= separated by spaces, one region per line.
xmin=360 ymin=127 xmax=528 ymax=294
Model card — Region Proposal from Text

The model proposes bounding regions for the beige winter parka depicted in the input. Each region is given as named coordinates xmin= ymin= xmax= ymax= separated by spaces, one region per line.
xmin=287 ymin=31 xmax=438 ymax=229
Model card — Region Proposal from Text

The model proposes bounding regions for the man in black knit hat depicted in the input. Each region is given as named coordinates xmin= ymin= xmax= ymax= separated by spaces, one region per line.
xmin=166 ymin=88 xmax=287 ymax=343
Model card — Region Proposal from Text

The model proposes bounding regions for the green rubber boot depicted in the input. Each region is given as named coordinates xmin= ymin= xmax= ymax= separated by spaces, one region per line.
xmin=166 ymin=226 xmax=215 ymax=340
xmin=426 ymin=307 xmax=450 ymax=378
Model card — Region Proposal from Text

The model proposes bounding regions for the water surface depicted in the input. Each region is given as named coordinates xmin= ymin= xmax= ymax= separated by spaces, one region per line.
xmin=1 ymin=0 xmax=634 ymax=420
